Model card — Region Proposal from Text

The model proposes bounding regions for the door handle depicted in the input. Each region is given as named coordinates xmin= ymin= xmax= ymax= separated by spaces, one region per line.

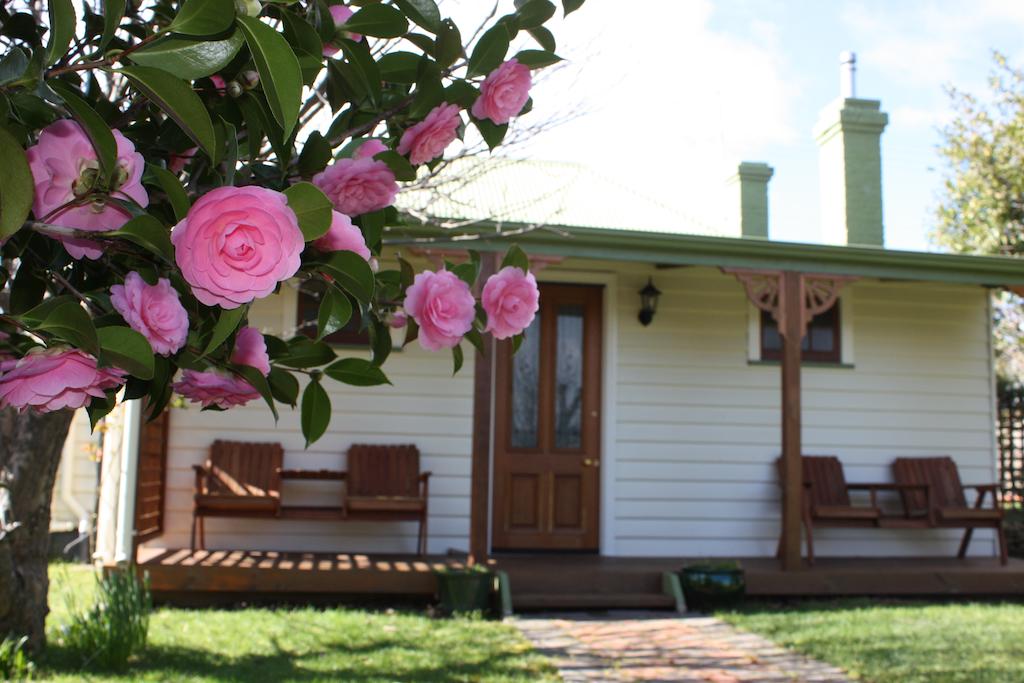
xmin=582 ymin=458 xmax=600 ymax=468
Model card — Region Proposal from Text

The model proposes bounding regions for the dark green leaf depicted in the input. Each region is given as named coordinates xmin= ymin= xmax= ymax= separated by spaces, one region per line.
xmin=118 ymin=65 xmax=218 ymax=159
xmin=370 ymin=318 xmax=391 ymax=365
xmin=9 ymin=264 xmax=45 ymax=315
xmin=279 ymin=337 xmax=336 ymax=368
xmin=144 ymin=164 xmax=191 ymax=221
xmin=527 ymin=26 xmax=555 ymax=51
xmin=473 ymin=117 xmax=507 ymax=150
xmin=19 ymin=295 xmax=76 ymax=325
xmin=0 ymin=48 xmax=29 ymax=86
xmin=284 ymin=181 xmax=333 ymax=241
xmin=267 ymin=366 xmax=300 ymax=407
xmin=452 ymin=343 xmax=463 ymax=374
xmin=342 ymin=4 xmax=409 ymax=38
xmin=374 ymin=150 xmax=416 ymax=181
xmin=316 ymin=251 xmax=375 ymax=304
xmin=562 ymin=0 xmax=585 ymax=16
xmin=467 ymin=23 xmax=510 ymax=77
xmin=451 ymin=260 xmax=478 ymax=288
xmin=169 ymin=0 xmax=236 ymax=36
xmin=0 ymin=126 xmax=33 ymax=241
xmin=501 ymin=244 xmax=529 ymax=272
xmin=433 ymin=19 xmax=462 ymax=68
xmin=281 ymin=10 xmax=324 ymax=57
xmin=464 ymin=327 xmax=485 ymax=355
xmin=87 ymin=392 xmax=118 ymax=429
xmin=408 ymin=58 xmax=443 ymax=118
xmin=300 ymin=377 xmax=330 ymax=446
xmin=97 ymin=0 xmax=126 ymax=55
xmin=105 ymin=214 xmax=174 ymax=261
xmin=45 ymin=0 xmax=76 ymax=67
xmin=358 ymin=210 xmax=385 ymax=251
xmin=337 ymin=38 xmax=382 ymax=107
xmin=237 ymin=15 xmax=304 ymax=139
xmin=221 ymin=117 xmax=238 ymax=182
xmin=513 ymin=49 xmax=561 ymax=68
xmin=298 ymin=131 xmax=333 ymax=176
xmin=316 ymin=287 xmax=353 ymax=340
xmin=444 ymin=80 xmax=478 ymax=108
xmin=145 ymin=356 xmax=173 ymax=419
xmin=97 ymin=325 xmax=155 ymax=379
xmin=203 ymin=304 xmax=247 ymax=356
xmin=324 ymin=357 xmax=390 ymax=386
xmin=236 ymin=364 xmax=279 ymax=420
xmin=515 ymin=0 xmax=556 ymax=29
xmin=377 ymin=51 xmax=422 ymax=84
xmin=393 ymin=0 xmax=442 ymax=33
xmin=404 ymin=32 xmax=434 ymax=53
xmin=47 ymin=81 xmax=118 ymax=184
xmin=30 ymin=301 xmax=100 ymax=356
xmin=128 ymin=31 xmax=245 ymax=80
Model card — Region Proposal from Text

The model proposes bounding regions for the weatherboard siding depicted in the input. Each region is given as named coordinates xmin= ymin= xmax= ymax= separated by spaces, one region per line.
xmin=142 ymin=259 xmax=998 ymax=559
xmin=50 ymin=410 xmax=99 ymax=531
xmin=606 ymin=262 xmax=997 ymax=558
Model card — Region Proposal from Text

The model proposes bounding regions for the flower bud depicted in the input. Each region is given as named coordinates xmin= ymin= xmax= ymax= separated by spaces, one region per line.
xmin=226 ymin=80 xmax=244 ymax=98
xmin=238 ymin=70 xmax=260 ymax=90
xmin=234 ymin=0 xmax=261 ymax=18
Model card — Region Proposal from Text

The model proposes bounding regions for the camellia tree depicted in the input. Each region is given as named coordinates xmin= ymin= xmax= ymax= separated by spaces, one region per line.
xmin=0 ymin=0 xmax=582 ymax=648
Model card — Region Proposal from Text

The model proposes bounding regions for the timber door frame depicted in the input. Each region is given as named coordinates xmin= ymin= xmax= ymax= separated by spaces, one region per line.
xmin=491 ymin=282 xmax=604 ymax=551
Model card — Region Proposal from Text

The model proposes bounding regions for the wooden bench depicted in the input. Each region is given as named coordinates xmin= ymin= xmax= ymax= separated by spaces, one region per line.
xmin=893 ymin=456 xmax=1008 ymax=564
xmin=191 ymin=441 xmax=431 ymax=555
xmin=191 ymin=440 xmax=283 ymax=551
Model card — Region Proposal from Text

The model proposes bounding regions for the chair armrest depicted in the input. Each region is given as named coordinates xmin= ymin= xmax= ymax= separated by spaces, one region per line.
xmin=965 ymin=484 xmax=1001 ymax=508
xmin=847 ymin=483 xmax=927 ymax=491
xmin=192 ymin=464 xmax=208 ymax=474
xmin=419 ymin=471 xmax=433 ymax=481
xmin=966 ymin=483 xmax=1000 ymax=492
xmin=192 ymin=464 xmax=209 ymax=495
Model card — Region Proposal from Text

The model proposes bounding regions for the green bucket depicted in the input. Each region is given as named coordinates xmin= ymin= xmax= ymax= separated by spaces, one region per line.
xmin=435 ymin=569 xmax=494 ymax=614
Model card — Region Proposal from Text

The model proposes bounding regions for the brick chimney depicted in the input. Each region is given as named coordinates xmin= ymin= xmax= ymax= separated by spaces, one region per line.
xmin=814 ymin=51 xmax=888 ymax=246
xmin=727 ymin=161 xmax=774 ymax=238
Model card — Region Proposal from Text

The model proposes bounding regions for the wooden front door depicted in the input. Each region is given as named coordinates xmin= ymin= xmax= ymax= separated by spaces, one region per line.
xmin=492 ymin=284 xmax=602 ymax=551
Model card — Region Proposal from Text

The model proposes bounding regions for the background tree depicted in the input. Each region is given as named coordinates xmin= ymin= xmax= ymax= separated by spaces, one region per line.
xmin=0 ymin=0 xmax=583 ymax=649
xmin=935 ymin=51 xmax=1024 ymax=381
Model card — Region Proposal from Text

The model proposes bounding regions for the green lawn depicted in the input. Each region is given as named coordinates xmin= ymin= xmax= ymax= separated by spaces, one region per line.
xmin=36 ymin=563 xmax=556 ymax=682
xmin=720 ymin=599 xmax=1024 ymax=683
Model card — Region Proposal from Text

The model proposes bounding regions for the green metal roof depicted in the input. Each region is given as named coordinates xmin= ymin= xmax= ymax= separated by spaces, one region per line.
xmin=386 ymin=222 xmax=1024 ymax=288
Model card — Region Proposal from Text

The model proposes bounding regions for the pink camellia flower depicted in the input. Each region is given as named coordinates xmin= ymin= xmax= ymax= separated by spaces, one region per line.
xmin=482 ymin=266 xmax=540 ymax=339
xmin=169 ymin=146 xmax=197 ymax=174
xmin=172 ymin=186 xmax=305 ymax=309
xmin=313 ymin=154 xmax=398 ymax=217
xmin=210 ymin=75 xmax=227 ymax=91
xmin=172 ymin=369 xmax=260 ymax=409
xmin=26 ymin=120 xmax=149 ymax=260
xmin=230 ymin=327 xmax=271 ymax=376
xmin=353 ymin=139 xmax=388 ymax=159
xmin=471 ymin=59 xmax=532 ymax=125
xmin=322 ymin=4 xmax=362 ymax=57
xmin=397 ymin=103 xmax=462 ymax=165
xmin=0 ymin=348 xmax=126 ymax=413
xmin=313 ymin=211 xmax=371 ymax=260
xmin=110 ymin=272 xmax=189 ymax=356
xmin=403 ymin=270 xmax=476 ymax=351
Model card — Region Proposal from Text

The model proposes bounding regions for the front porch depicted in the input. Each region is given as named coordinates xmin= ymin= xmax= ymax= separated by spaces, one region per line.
xmin=138 ymin=548 xmax=1024 ymax=608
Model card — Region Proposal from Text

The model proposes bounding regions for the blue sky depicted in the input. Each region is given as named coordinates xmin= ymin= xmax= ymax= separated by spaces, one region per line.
xmin=502 ymin=0 xmax=1024 ymax=250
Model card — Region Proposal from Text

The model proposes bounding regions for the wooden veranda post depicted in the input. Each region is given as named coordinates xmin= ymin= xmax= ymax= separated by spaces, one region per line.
xmin=779 ymin=271 xmax=804 ymax=570
xmin=469 ymin=253 xmax=498 ymax=565
xmin=725 ymin=268 xmax=853 ymax=570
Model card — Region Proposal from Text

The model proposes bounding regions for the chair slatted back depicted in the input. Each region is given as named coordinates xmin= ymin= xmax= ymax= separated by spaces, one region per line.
xmin=776 ymin=455 xmax=851 ymax=508
xmin=206 ymin=440 xmax=283 ymax=499
xmin=347 ymin=444 xmax=420 ymax=497
xmin=893 ymin=456 xmax=967 ymax=511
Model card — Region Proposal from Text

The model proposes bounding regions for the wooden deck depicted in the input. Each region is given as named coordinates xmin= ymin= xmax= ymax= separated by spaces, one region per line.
xmin=137 ymin=548 xmax=1024 ymax=609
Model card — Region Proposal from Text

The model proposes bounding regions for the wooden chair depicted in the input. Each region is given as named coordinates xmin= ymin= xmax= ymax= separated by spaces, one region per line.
xmin=343 ymin=444 xmax=431 ymax=555
xmin=892 ymin=456 xmax=1008 ymax=565
xmin=777 ymin=456 xmax=907 ymax=564
xmin=191 ymin=440 xmax=283 ymax=551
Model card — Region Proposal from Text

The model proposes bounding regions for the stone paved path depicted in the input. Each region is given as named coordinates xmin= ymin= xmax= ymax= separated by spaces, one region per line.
xmin=514 ymin=612 xmax=853 ymax=683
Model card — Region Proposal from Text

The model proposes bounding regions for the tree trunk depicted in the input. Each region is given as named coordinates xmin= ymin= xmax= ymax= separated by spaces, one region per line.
xmin=0 ymin=407 xmax=74 ymax=651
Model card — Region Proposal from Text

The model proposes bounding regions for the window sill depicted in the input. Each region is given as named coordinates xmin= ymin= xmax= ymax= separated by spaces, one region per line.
xmin=748 ymin=359 xmax=855 ymax=369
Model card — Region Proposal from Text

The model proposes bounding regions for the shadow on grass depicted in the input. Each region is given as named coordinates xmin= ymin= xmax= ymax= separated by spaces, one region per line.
xmin=40 ymin=635 xmax=544 ymax=682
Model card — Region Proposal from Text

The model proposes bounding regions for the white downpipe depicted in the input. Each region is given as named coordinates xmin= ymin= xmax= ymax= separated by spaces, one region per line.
xmin=113 ymin=399 xmax=142 ymax=565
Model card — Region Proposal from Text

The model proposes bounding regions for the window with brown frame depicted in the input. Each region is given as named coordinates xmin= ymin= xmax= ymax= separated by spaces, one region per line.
xmin=760 ymin=302 xmax=841 ymax=363
xmin=295 ymin=281 xmax=370 ymax=347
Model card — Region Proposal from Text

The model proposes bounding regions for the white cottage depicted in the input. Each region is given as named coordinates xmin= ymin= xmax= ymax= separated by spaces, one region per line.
xmin=94 ymin=71 xmax=1024 ymax=606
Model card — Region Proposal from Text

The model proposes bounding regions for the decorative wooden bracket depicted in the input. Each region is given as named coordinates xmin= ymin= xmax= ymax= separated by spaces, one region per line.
xmin=723 ymin=268 xmax=856 ymax=339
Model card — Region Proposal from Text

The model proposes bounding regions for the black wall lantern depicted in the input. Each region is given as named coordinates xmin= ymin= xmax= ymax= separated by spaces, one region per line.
xmin=638 ymin=277 xmax=661 ymax=326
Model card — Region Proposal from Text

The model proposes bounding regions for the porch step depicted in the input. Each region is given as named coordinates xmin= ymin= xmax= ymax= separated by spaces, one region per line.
xmin=512 ymin=592 xmax=676 ymax=610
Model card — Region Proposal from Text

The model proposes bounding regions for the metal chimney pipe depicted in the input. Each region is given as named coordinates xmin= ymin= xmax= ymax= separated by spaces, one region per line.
xmin=840 ymin=51 xmax=856 ymax=98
